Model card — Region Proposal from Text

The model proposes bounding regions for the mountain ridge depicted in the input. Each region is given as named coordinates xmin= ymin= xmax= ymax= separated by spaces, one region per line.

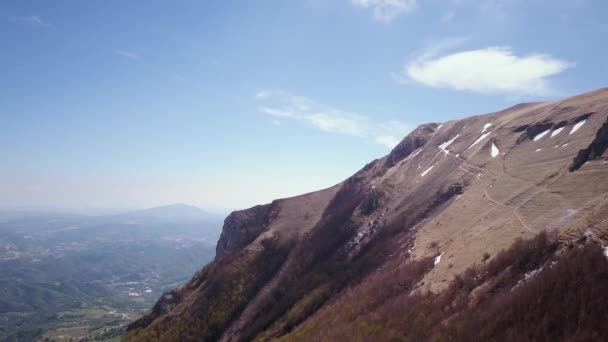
xmin=126 ymin=87 xmax=608 ymax=341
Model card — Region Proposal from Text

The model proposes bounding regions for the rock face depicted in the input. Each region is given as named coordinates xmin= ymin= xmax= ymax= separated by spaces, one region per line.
xmin=384 ymin=123 xmax=438 ymax=167
xmin=126 ymin=290 xmax=181 ymax=331
xmin=570 ymin=115 xmax=608 ymax=171
xmin=126 ymin=88 xmax=608 ymax=342
xmin=215 ymin=202 xmax=279 ymax=258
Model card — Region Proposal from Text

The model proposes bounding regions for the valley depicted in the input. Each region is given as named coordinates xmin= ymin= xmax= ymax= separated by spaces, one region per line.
xmin=0 ymin=205 xmax=222 ymax=341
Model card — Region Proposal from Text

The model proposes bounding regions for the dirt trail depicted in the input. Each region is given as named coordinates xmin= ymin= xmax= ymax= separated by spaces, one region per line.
xmin=453 ymin=154 xmax=539 ymax=234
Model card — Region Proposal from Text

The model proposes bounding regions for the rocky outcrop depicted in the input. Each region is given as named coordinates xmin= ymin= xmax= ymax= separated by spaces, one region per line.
xmin=384 ymin=123 xmax=438 ymax=168
xmin=127 ymin=290 xmax=181 ymax=331
xmin=215 ymin=202 xmax=280 ymax=258
xmin=516 ymin=121 xmax=554 ymax=143
xmin=570 ymin=116 xmax=608 ymax=171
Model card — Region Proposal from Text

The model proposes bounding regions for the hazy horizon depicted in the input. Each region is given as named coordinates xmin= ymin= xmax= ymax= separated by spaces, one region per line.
xmin=3 ymin=0 xmax=607 ymax=210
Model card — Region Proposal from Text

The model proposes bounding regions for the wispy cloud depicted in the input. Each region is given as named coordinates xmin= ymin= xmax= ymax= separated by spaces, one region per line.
xmin=397 ymin=39 xmax=573 ymax=96
xmin=114 ymin=49 xmax=139 ymax=60
xmin=256 ymin=90 xmax=411 ymax=148
xmin=351 ymin=0 xmax=417 ymax=22
xmin=451 ymin=0 xmax=515 ymax=24
xmin=12 ymin=15 xmax=51 ymax=27
xmin=440 ymin=12 xmax=455 ymax=22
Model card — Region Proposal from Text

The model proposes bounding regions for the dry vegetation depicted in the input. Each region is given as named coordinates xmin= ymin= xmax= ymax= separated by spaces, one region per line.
xmin=125 ymin=237 xmax=291 ymax=342
xmin=281 ymin=232 xmax=608 ymax=341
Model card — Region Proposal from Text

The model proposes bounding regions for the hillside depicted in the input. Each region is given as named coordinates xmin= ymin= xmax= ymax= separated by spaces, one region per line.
xmin=126 ymin=88 xmax=608 ymax=341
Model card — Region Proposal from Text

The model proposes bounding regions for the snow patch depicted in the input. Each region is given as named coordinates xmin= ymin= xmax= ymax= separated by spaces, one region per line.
xmin=535 ymin=148 xmax=542 ymax=152
xmin=455 ymin=194 xmax=463 ymax=201
xmin=438 ymin=134 xmax=460 ymax=155
xmin=491 ymin=143 xmax=500 ymax=158
xmin=482 ymin=123 xmax=492 ymax=133
xmin=437 ymin=124 xmax=443 ymax=130
xmin=421 ymin=164 xmax=436 ymax=177
xmin=434 ymin=252 xmax=444 ymax=265
xmin=533 ymin=129 xmax=551 ymax=141
xmin=524 ymin=267 xmax=543 ymax=281
xmin=562 ymin=143 xmax=569 ymax=147
xmin=467 ymin=132 xmax=491 ymax=150
xmin=570 ymin=120 xmax=586 ymax=134
xmin=604 ymin=246 xmax=608 ymax=258
xmin=550 ymin=127 xmax=564 ymax=137
xmin=411 ymin=149 xmax=423 ymax=158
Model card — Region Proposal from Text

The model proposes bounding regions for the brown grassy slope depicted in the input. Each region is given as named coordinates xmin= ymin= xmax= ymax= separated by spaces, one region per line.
xmin=280 ymin=232 xmax=608 ymax=342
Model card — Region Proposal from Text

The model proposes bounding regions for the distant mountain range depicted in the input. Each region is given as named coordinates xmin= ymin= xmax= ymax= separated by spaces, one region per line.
xmin=113 ymin=204 xmax=222 ymax=224
xmin=127 ymin=87 xmax=608 ymax=341
xmin=0 ymin=203 xmax=224 ymax=224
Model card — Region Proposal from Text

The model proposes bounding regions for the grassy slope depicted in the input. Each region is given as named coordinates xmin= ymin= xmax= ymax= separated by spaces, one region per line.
xmin=280 ymin=232 xmax=608 ymax=341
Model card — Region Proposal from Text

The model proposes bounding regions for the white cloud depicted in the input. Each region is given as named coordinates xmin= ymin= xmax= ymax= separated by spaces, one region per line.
xmin=375 ymin=135 xmax=402 ymax=148
xmin=401 ymin=45 xmax=573 ymax=96
xmin=255 ymin=90 xmax=271 ymax=99
xmin=114 ymin=49 xmax=139 ymax=60
xmin=352 ymin=0 xmax=417 ymax=22
xmin=306 ymin=112 xmax=368 ymax=136
xmin=256 ymin=90 xmax=410 ymax=148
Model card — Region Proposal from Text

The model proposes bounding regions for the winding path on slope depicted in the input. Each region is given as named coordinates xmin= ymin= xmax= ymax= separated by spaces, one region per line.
xmin=451 ymin=154 xmax=539 ymax=235
xmin=453 ymin=144 xmax=587 ymax=235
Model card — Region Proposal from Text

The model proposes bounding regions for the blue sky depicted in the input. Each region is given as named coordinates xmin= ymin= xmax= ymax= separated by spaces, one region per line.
xmin=1 ymin=0 xmax=606 ymax=211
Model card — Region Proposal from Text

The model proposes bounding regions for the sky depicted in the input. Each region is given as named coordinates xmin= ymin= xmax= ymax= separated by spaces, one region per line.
xmin=1 ymin=0 xmax=607 ymax=212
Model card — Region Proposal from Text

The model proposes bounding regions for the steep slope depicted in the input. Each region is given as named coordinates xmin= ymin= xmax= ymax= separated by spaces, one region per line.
xmin=126 ymin=87 xmax=608 ymax=342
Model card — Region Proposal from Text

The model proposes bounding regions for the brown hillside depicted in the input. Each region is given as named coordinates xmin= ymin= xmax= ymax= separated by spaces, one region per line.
xmin=126 ymin=87 xmax=608 ymax=342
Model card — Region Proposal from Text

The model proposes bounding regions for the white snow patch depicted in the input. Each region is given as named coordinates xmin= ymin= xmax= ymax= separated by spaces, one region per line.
xmin=438 ymin=134 xmax=460 ymax=155
xmin=604 ymin=246 xmax=608 ymax=258
xmin=550 ymin=126 xmax=565 ymax=137
xmin=421 ymin=164 xmax=436 ymax=177
xmin=455 ymin=194 xmax=463 ymax=201
xmin=491 ymin=143 xmax=500 ymax=158
xmin=570 ymin=120 xmax=587 ymax=134
xmin=467 ymin=132 xmax=491 ymax=150
xmin=145 ymin=289 xmax=153 ymax=293
xmin=437 ymin=124 xmax=443 ymax=130
xmin=406 ymin=243 xmax=416 ymax=255
xmin=562 ymin=143 xmax=569 ymax=147
xmin=533 ymin=129 xmax=551 ymax=141
xmin=535 ymin=148 xmax=542 ymax=152
xmin=128 ymin=292 xmax=140 ymax=297
xmin=434 ymin=252 xmax=444 ymax=265
xmin=482 ymin=123 xmax=492 ymax=133
xmin=554 ymin=145 xmax=559 ymax=148
xmin=411 ymin=149 xmax=423 ymax=158
xmin=524 ymin=267 xmax=543 ymax=281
